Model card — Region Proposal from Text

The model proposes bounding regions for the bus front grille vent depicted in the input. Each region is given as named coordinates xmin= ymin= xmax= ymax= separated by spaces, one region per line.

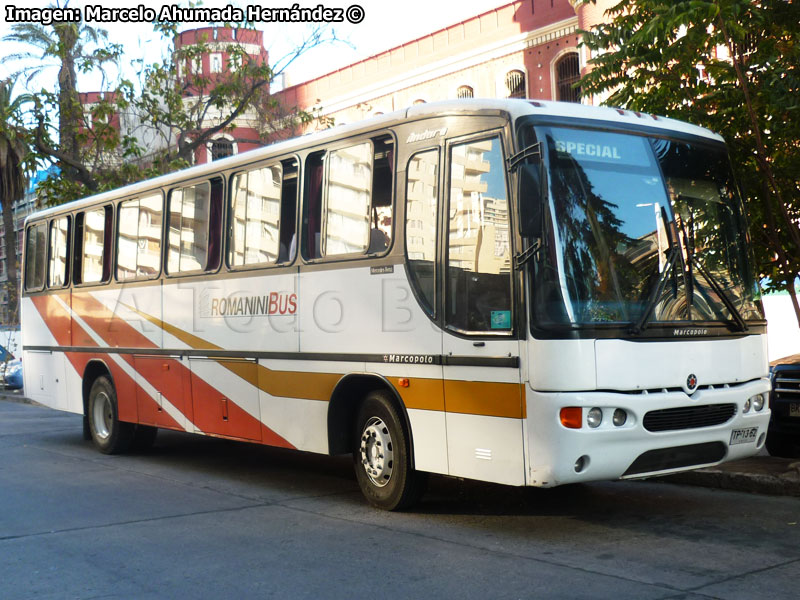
xmin=623 ymin=442 xmax=726 ymax=477
xmin=643 ymin=403 xmax=737 ymax=432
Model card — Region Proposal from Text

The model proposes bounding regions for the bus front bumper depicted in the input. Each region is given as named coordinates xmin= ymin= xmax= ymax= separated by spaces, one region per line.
xmin=525 ymin=378 xmax=771 ymax=487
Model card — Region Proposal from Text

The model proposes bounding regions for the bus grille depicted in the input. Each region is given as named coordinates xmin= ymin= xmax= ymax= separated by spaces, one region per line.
xmin=623 ymin=442 xmax=726 ymax=476
xmin=643 ymin=404 xmax=737 ymax=432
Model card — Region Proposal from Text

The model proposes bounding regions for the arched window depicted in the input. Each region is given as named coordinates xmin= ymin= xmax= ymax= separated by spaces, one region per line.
xmin=505 ymin=70 xmax=526 ymax=99
xmin=555 ymin=53 xmax=581 ymax=103
xmin=211 ymin=139 xmax=234 ymax=161
xmin=457 ymin=85 xmax=474 ymax=99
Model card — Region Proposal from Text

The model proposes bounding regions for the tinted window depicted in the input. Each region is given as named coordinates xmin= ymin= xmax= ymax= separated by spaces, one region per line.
xmin=446 ymin=136 xmax=512 ymax=332
xmin=406 ymin=149 xmax=439 ymax=316
xmin=24 ymin=223 xmax=47 ymax=291
xmin=81 ymin=207 xmax=111 ymax=284
xmin=117 ymin=193 xmax=163 ymax=280
xmin=48 ymin=216 xmax=70 ymax=288
xmin=325 ymin=142 xmax=372 ymax=255
xmin=168 ymin=179 xmax=222 ymax=274
xmin=230 ymin=165 xmax=282 ymax=267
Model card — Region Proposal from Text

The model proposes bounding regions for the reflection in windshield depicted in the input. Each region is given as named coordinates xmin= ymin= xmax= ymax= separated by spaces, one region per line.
xmin=529 ymin=126 xmax=762 ymax=331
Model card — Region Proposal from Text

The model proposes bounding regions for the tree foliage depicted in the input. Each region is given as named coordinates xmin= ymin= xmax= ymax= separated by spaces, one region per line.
xmin=3 ymin=9 xmax=337 ymax=207
xmin=0 ymin=78 xmax=34 ymax=324
xmin=579 ymin=0 xmax=800 ymax=324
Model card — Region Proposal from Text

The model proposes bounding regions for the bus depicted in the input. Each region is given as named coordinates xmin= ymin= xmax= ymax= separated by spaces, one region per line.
xmin=21 ymin=99 xmax=771 ymax=510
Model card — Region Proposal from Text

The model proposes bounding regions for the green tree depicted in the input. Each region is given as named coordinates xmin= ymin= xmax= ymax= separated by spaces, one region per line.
xmin=579 ymin=0 xmax=800 ymax=325
xmin=0 ymin=78 xmax=32 ymax=324
xmin=6 ymin=12 xmax=337 ymax=206
xmin=3 ymin=0 xmax=121 ymax=190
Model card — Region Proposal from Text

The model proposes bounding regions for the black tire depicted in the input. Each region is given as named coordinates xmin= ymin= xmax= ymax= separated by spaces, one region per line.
xmin=765 ymin=432 xmax=800 ymax=458
xmin=132 ymin=425 xmax=158 ymax=451
xmin=87 ymin=376 xmax=134 ymax=455
xmin=353 ymin=390 xmax=426 ymax=510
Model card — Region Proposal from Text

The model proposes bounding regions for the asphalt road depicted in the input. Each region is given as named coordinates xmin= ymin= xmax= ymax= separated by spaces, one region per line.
xmin=1 ymin=399 xmax=799 ymax=600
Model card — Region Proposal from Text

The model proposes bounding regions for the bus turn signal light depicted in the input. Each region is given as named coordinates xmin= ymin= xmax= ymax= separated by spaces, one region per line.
xmin=560 ymin=407 xmax=582 ymax=429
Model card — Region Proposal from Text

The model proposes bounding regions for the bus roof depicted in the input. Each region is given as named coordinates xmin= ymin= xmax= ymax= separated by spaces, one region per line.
xmin=27 ymin=99 xmax=724 ymax=222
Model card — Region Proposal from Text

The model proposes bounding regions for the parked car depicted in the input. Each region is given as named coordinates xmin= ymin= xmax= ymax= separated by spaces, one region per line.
xmin=766 ymin=354 xmax=800 ymax=458
xmin=0 ymin=358 xmax=22 ymax=390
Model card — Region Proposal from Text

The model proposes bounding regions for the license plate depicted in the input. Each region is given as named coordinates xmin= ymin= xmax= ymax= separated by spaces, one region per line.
xmin=790 ymin=403 xmax=800 ymax=417
xmin=730 ymin=427 xmax=758 ymax=445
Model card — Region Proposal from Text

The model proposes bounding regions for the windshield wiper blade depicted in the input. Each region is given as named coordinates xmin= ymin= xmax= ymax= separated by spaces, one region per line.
xmin=674 ymin=211 xmax=748 ymax=333
xmin=691 ymin=259 xmax=749 ymax=332
xmin=629 ymin=246 xmax=680 ymax=335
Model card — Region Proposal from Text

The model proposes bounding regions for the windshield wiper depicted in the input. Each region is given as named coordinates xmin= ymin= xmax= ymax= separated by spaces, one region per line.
xmin=675 ymin=211 xmax=748 ymax=332
xmin=689 ymin=257 xmax=748 ymax=332
xmin=629 ymin=245 xmax=681 ymax=335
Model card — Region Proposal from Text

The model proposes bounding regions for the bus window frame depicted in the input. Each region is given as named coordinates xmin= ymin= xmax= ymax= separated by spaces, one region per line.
xmin=23 ymin=221 xmax=47 ymax=294
xmin=165 ymin=176 xmax=225 ymax=278
xmin=303 ymin=130 xmax=396 ymax=264
xmin=47 ymin=215 xmax=72 ymax=290
xmin=226 ymin=156 xmax=299 ymax=272
xmin=442 ymin=129 xmax=516 ymax=338
xmin=73 ymin=204 xmax=114 ymax=288
xmin=114 ymin=190 xmax=165 ymax=283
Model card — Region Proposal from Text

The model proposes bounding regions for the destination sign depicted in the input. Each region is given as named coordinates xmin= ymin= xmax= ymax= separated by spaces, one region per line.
xmin=546 ymin=127 xmax=653 ymax=168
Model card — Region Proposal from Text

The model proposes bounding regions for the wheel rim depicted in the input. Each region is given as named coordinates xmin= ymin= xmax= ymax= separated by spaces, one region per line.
xmin=359 ymin=417 xmax=394 ymax=487
xmin=92 ymin=391 xmax=113 ymax=440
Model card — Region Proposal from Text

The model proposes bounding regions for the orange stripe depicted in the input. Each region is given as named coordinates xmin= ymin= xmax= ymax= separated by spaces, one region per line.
xmin=444 ymin=380 xmax=525 ymax=419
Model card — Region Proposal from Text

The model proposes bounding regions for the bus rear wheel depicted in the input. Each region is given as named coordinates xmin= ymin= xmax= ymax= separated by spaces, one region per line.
xmin=88 ymin=376 xmax=134 ymax=455
xmin=353 ymin=391 xmax=425 ymax=510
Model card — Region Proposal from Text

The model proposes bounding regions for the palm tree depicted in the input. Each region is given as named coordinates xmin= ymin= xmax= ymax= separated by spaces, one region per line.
xmin=2 ymin=0 xmax=117 ymax=189
xmin=0 ymin=78 xmax=31 ymax=325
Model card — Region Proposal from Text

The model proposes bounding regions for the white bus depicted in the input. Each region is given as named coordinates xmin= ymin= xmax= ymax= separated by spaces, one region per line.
xmin=21 ymin=99 xmax=770 ymax=509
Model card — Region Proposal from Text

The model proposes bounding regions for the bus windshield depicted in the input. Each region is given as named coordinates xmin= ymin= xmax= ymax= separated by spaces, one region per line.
xmin=528 ymin=125 xmax=763 ymax=332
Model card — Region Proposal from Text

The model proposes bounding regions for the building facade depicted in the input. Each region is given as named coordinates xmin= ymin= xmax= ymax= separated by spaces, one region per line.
xmin=278 ymin=0 xmax=591 ymax=130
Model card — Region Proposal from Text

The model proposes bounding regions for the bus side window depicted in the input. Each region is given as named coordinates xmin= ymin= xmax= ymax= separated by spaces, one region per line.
xmin=279 ymin=158 xmax=298 ymax=263
xmin=324 ymin=141 xmax=372 ymax=255
xmin=230 ymin=165 xmax=282 ymax=267
xmin=48 ymin=216 xmax=71 ymax=288
xmin=369 ymin=137 xmax=393 ymax=254
xmin=445 ymin=136 xmax=513 ymax=333
xmin=405 ymin=149 xmax=439 ymax=316
xmin=168 ymin=178 xmax=223 ymax=274
xmin=24 ymin=223 xmax=47 ymax=292
xmin=77 ymin=206 xmax=112 ymax=285
xmin=117 ymin=193 xmax=163 ymax=281
xmin=303 ymin=151 xmax=325 ymax=260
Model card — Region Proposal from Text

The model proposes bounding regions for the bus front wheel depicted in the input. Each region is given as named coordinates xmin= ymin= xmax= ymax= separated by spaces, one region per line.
xmin=353 ymin=391 xmax=425 ymax=510
xmin=87 ymin=376 xmax=134 ymax=455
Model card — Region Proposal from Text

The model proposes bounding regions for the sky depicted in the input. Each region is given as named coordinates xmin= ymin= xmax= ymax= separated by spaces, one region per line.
xmin=1 ymin=0 xmax=508 ymax=93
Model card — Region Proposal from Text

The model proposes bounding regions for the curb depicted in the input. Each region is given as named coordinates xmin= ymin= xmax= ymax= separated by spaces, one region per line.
xmin=661 ymin=458 xmax=800 ymax=497
xmin=0 ymin=391 xmax=40 ymax=406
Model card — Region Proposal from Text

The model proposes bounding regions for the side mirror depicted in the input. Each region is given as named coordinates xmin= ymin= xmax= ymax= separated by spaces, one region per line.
xmin=517 ymin=163 xmax=544 ymax=237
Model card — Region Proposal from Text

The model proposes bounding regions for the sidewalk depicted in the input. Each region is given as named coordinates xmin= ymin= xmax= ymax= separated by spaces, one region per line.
xmin=662 ymin=456 xmax=800 ymax=497
xmin=2 ymin=392 xmax=799 ymax=497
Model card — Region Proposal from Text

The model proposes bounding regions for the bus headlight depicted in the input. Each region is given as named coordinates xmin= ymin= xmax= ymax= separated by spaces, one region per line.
xmin=613 ymin=409 xmax=627 ymax=427
xmin=587 ymin=407 xmax=602 ymax=428
xmin=751 ymin=393 xmax=765 ymax=412
xmin=743 ymin=397 xmax=751 ymax=413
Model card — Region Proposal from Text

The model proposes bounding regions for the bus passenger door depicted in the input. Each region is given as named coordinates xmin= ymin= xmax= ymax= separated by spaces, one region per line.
xmin=441 ymin=133 xmax=525 ymax=486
